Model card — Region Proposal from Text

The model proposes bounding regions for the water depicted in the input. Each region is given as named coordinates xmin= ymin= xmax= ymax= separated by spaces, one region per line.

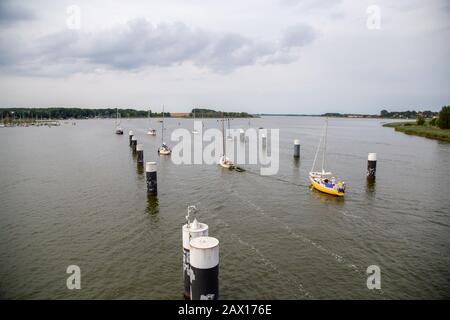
xmin=0 ymin=117 xmax=449 ymax=299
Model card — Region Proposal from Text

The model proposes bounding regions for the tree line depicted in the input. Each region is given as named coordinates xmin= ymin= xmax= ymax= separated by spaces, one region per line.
xmin=190 ymin=108 xmax=254 ymax=118
xmin=380 ymin=109 xmax=438 ymax=119
xmin=415 ymin=106 xmax=449 ymax=129
xmin=0 ymin=108 xmax=168 ymax=121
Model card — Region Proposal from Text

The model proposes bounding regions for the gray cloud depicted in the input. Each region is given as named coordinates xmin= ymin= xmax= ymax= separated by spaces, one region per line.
xmin=0 ymin=18 xmax=316 ymax=76
xmin=280 ymin=0 xmax=342 ymax=9
xmin=0 ymin=0 xmax=34 ymax=25
xmin=281 ymin=24 xmax=316 ymax=48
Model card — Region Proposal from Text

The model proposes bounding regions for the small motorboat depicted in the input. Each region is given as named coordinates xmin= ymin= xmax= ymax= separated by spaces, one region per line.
xmin=115 ymin=127 xmax=124 ymax=135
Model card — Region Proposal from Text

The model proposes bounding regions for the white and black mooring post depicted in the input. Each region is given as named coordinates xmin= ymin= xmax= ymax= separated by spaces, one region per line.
xmin=190 ymin=236 xmax=219 ymax=300
xmin=129 ymin=130 xmax=134 ymax=146
xmin=145 ymin=162 xmax=157 ymax=195
xmin=131 ymin=136 xmax=137 ymax=151
xmin=367 ymin=153 xmax=377 ymax=180
xmin=136 ymin=144 xmax=144 ymax=164
xmin=182 ymin=206 xmax=209 ymax=299
xmin=294 ymin=139 xmax=300 ymax=158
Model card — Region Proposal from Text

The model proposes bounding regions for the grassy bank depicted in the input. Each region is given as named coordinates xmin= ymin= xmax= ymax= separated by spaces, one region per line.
xmin=383 ymin=121 xmax=450 ymax=143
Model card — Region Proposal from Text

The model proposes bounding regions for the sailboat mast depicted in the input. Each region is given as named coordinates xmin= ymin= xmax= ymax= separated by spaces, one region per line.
xmin=161 ymin=105 xmax=164 ymax=144
xmin=321 ymin=117 xmax=328 ymax=173
xmin=222 ymin=114 xmax=225 ymax=156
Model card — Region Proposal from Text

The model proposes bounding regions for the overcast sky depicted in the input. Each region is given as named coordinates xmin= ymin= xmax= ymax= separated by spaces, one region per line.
xmin=0 ymin=0 xmax=449 ymax=114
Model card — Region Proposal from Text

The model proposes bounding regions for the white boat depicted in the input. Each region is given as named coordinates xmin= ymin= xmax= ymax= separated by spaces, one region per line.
xmin=115 ymin=108 xmax=123 ymax=135
xmin=219 ymin=155 xmax=234 ymax=169
xmin=309 ymin=118 xmax=346 ymax=197
xmin=158 ymin=105 xmax=171 ymax=155
xmin=218 ymin=116 xmax=234 ymax=169
xmin=146 ymin=109 xmax=156 ymax=136
xmin=159 ymin=143 xmax=171 ymax=155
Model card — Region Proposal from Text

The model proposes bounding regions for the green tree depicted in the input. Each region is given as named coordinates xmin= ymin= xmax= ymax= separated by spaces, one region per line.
xmin=429 ymin=117 xmax=437 ymax=126
xmin=438 ymin=106 xmax=450 ymax=129
xmin=416 ymin=115 xmax=425 ymax=126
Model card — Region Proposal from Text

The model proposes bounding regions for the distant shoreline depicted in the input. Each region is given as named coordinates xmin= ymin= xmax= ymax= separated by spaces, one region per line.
xmin=383 ymin=121 xmax=450 ymax=143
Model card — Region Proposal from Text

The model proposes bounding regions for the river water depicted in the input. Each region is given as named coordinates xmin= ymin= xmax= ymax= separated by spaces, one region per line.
xmin=0 ymin=116 xmax=449 ymax=299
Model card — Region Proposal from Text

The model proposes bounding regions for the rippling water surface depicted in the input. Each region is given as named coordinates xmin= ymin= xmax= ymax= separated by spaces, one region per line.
xmin=0 ymin=116 xmax=449 ymax=299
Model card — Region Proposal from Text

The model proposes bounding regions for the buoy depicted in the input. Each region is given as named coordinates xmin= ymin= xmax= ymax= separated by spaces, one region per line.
xmin=294 ymin=139 xmax=300 ymax=158
xmin=182 ymin=206 xmax=208 ymax=299
xmin=145 ymin=162 xmax=157 ymax=195
xmin=190 ymin=236 xmax=219 ymax=300
xmin=136 ymin=144 xmax=144 ymax=164
xmin=131 ymin=136 xmax=137 ymax=151
xmin=367 ymin=153 xmax=377 ymax=180
xmin=129 ymin=130 xmax=134 ymax=146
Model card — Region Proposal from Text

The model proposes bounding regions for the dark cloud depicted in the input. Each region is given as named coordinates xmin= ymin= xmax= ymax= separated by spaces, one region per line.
xmin=0 ymin=18 xmax=317 ymax=76
xmin=0 ymin=0 xmax=34 ymax=25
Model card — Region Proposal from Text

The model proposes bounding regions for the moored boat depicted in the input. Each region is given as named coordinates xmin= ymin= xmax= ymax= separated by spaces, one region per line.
xmin=115 ymin=108 xmax=123 ymax=135
xmin=158 ymin=105 xmax=171 ymax=155
xmin=309 ymin=118 xmax=346 ymax=196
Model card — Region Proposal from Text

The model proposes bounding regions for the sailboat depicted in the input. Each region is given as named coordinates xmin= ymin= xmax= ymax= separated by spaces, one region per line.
xmin=115 ymin=108 xmax=123 ymax=134
xmin=158 ymin=105 xmax=171 ymax=155
xmin=309 ymin=118 xmax=346 ymax=196
xmin=192 ymin=108 xmax=199 ymax=134
xmin=146 ymin=109 xmax=156 ymax=136
xmin=219 ymin=116 xmax=234 ymax=169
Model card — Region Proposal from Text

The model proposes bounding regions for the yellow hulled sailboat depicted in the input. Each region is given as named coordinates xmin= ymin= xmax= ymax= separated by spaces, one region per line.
xmin=309 ymin=118 xmax=346 ymax=197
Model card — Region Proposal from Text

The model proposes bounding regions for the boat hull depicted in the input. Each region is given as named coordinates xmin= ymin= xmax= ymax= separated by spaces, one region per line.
xmin=158 ymin=147 xmax=171 ymax=155
xmin=219 ymin=156 xmax=234 ymax=169
xmin=309 ymin=176 xmax=344 ymax=197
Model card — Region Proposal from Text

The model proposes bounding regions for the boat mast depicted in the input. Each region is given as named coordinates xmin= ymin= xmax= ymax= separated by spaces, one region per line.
xmin=222 ymin=113 xmax=225 ymax=156
xmin=161 ymin=105 xmax=165 ymax=144
xmin=321 ymin=117 xmax=328 ymax=173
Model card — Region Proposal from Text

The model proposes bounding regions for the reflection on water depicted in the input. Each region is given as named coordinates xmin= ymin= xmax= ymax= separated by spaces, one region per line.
xmin=146 ymin=196 xmax=159 ymax=215
xmin=309 ymin=187 xmax=346 ymax=205
xmin=293 ymin=157 xmax=300 ymax=168
xmin=366 ymin=179 xmax=376 ymax=194
xmin=136 ymin=163 xmax=144 ymax=175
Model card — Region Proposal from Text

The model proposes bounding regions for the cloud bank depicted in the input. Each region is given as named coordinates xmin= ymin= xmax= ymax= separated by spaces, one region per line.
xmin=0 ymin=0 xmax=34 ymax=25
xmin=0 ymin=19 xmax=316 ymax=76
